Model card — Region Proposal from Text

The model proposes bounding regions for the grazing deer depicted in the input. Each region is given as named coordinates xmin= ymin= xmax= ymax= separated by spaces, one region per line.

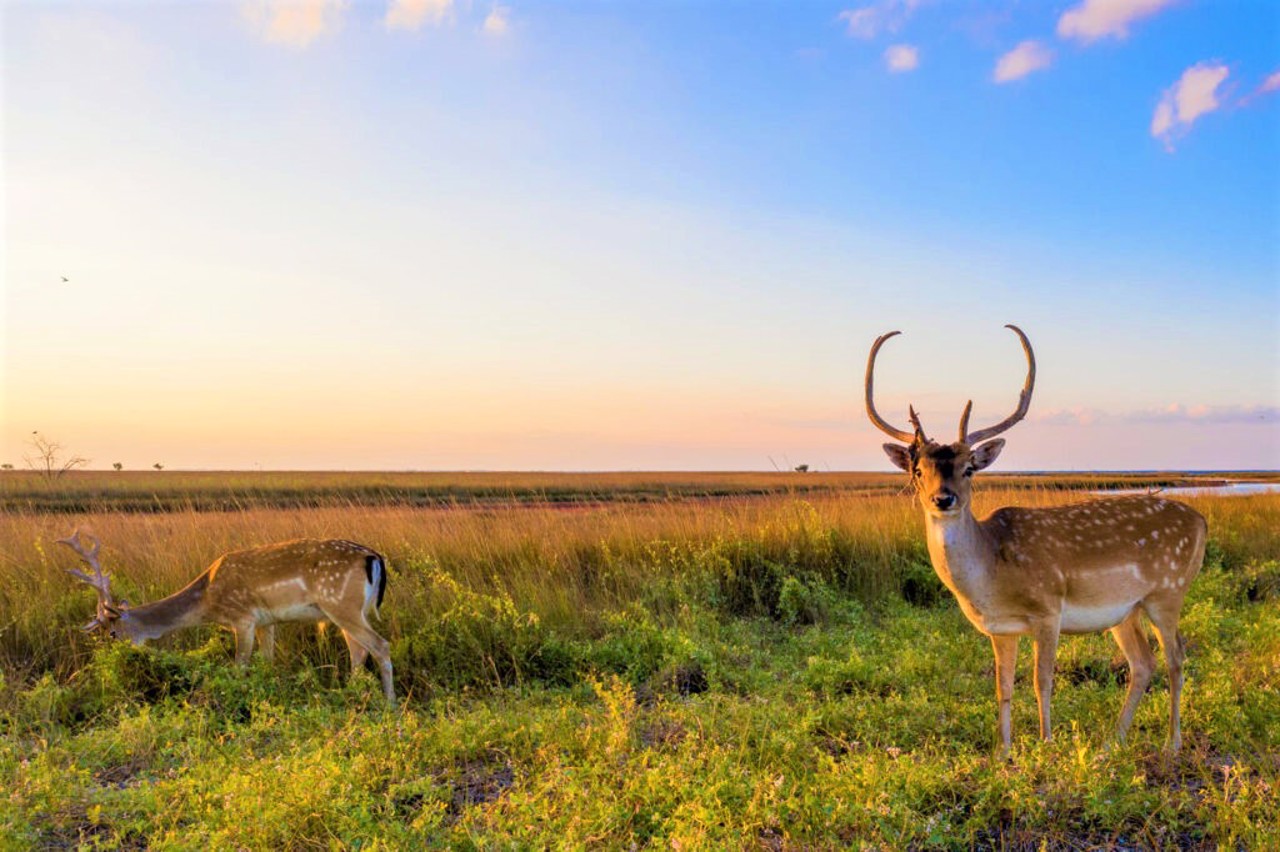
xmin=865 ymin=325 xmax=1205 ymax=753
xmin=60 ymin=531 xmax=396 ymax=704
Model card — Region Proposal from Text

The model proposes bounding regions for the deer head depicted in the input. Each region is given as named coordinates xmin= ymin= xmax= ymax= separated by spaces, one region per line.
xmin=866 ymin=324 xmax=1036 ymax=517
xmin=58 ymin=529 xmax=127 ymax=636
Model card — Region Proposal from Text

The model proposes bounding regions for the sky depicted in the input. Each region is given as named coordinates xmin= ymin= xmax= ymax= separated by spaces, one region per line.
xmin=2 ymin=0 xmax=1278 ymax=471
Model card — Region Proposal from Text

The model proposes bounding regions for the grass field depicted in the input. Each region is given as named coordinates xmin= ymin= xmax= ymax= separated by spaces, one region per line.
xmin=1 ymin=472 xmax=1277 ymax=848
xmin=0 ymin=469 xmax=1252 ymax=513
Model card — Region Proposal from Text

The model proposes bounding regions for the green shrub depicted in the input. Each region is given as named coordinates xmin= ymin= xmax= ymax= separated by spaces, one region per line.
xmin=898 ymin=557 xmax=946 ymax=608
xmin=584 ymin=606 xmax=686 ymax=683
xmin=778 ymin=576 xmax=838 ymax=626
xmin=393 ymin=570 xmax=571 ymax=692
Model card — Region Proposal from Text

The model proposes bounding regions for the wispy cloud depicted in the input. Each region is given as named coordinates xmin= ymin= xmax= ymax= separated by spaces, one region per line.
xmin=242 ymin=0 xmax=348 ymax=48
xmin=1057 ymin=0 xmax=1177 ymax=44
xmin=1132 ymin=403 xmax=1279 ymax=425
xmin=1032 ymin=407 xmax=1104 ymax=427
xmin=1235 ymin=69 xmax=1280 ymax=107
xmin=385 ymin=0 xmax=453 ymax=31
xmin=482 ymin=5 xmax=510 ymax=36
xmin=993 ymin=40 xmax=1053 ymax=83
xmin=1151 ymin=61 xmax=1230 ymax=151
xmin=884 ymin=44 xmax=919 ymax=73
xmin=838 ymin=0 xmax=919 ymax=40
xmin=1034 ymin=403 xmax=1278 ymax=426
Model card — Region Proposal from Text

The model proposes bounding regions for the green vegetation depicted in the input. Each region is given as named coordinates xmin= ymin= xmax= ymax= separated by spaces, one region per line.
xmin=1 ymin=474 xmax=1277 ymax=848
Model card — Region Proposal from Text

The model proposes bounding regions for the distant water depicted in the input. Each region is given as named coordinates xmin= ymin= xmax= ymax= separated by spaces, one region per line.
xmin=1099 ymin=481 xmax=1280 ymax=498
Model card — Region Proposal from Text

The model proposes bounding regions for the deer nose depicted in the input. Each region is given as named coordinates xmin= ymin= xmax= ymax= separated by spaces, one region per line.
xmin=933 ymin=493 xmax=957 ymax=511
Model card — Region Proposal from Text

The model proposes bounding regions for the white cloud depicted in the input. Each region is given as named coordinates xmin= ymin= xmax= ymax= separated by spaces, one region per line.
xmin=1151 ymin=61 xmax=1230 ymax=150
xmin=1033 ymin=407 xmax=1103 ymax=427
xmin=1236 ymin=69 xmax=1279 ymax=106
xmin=385 ymin=0 xmax=453 ymax=31
xmin=838 ymin=0 xmax=920 ymax=40
xmin=242 ymin=0 xmax=348 ymax=48
xmin=839 ymin=8 xmax=880 ymax=39
xmin=1057 ymin=0 xmax=1176 ymax=43
xmin=884 ymin=44 xmax=919 ymax=73
xmin=482 ymin=5 xmax=510 ymax=36
xmin=1133 ymin=403 xmax=1278 ymax=424
xmin=992 ymin=40 xmax=1053 ymax=83
xmin=1034 ymin=403 xmax=1277 ymax=426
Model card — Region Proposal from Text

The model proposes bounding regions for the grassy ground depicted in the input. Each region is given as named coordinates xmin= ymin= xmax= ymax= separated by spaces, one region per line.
xmin=0 ymin=469 xmax=1241 ymax=513
xmin=1 ymin=474 xmax=1277 ymax=848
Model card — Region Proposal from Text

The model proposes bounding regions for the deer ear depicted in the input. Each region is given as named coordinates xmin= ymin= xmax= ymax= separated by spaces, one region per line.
xmin=971 ymin=439 xmax=1005 ymax=471
xmin=883 ymin=443 xmax=912 ymax=472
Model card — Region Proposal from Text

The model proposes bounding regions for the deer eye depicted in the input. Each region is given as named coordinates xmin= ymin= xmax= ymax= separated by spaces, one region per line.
xmin=963 ymin=467 xmax=974 ymax=477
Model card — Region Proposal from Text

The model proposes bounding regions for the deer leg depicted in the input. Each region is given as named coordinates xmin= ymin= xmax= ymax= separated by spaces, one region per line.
xmin=233 ymin=620 xmax=258 ymax=666
xmin=323 ymin=610 xmax=395 ymax=706
xmin=341 ymin=629 xmax=370 ymax=671
xmin=256 ymin=625 xmax=276 ymax=662
xmin=991 ymin=634 xmax=1019 ymax=755
xmin=1031 ymin=621 xmax=1060 ymax=741
xmin=1142 ymin=601 xmax=1186 ymax=753
xmin=1109 ymin=611 xmax=1155 ymax=743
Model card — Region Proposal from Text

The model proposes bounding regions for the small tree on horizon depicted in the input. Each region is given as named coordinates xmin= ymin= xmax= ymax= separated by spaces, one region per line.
xmin=113 ymin=462 xmax=123 ymax=471
xmin=25 ymin=431 xmax=89 ymax=483
xmin=153 ymin=462 xmax=164 ymax=471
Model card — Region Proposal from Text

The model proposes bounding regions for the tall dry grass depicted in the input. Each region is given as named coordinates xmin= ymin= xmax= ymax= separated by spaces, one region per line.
xmin=2 ymin=477 xmax=1275 ymax=692
xmin=0 ymin=492 xmax=911 ymax=679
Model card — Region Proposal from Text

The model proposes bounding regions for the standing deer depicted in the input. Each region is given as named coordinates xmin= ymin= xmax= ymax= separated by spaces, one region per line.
xmin=865 ymin=325 xmax=1206 ymax=753
xmin=60 ymin=531 xmax=396 ymax=704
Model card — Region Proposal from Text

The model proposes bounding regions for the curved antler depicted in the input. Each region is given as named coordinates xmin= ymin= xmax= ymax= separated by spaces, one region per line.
xmin=58 ymin=529 xmax=117 ymax=632
xmin=865 ymin=330 xmax=921 ymax=443
xmin=961 ymin=324 xmax=1036 ymax=445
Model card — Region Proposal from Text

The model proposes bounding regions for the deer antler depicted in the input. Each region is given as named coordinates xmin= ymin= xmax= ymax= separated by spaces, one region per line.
xmin=865 ymin=330 xmax=922 ymax=444
xmin=58 ymin=529 xmax=118 ymax=632
xmin=907 ymin=405 xmax=927 ymax=441
xmin=961 ymin=324 xmax=1036 ymax=445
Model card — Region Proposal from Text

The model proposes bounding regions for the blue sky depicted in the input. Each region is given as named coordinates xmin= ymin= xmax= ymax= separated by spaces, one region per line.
xmin=2 ymin=0 xmax=1278 ymax=470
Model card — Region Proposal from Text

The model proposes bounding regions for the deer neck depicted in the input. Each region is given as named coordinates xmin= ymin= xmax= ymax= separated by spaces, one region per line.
xmin=923 ymin=508 xmax=996 ymax=598
xmin=120 ymin=573 xmax=211 ymax=642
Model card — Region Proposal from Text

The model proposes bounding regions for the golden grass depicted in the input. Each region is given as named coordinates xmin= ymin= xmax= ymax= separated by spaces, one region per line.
xmin=3 ymin=475 xmax=1279 ymax=848
xmin=3 ymin=471 xmax=1277 ymax=686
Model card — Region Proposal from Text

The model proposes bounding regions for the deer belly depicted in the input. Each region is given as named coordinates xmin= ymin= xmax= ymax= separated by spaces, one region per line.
xmin=1059 ymin=599 xmax=1137 ymax=634
xmin=257 ymin=603 xmax=326 ymax=624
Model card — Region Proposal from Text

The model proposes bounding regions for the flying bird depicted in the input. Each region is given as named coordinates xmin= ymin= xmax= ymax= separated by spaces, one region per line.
xmin=60 ymin=276 xmax=69 ymax=283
